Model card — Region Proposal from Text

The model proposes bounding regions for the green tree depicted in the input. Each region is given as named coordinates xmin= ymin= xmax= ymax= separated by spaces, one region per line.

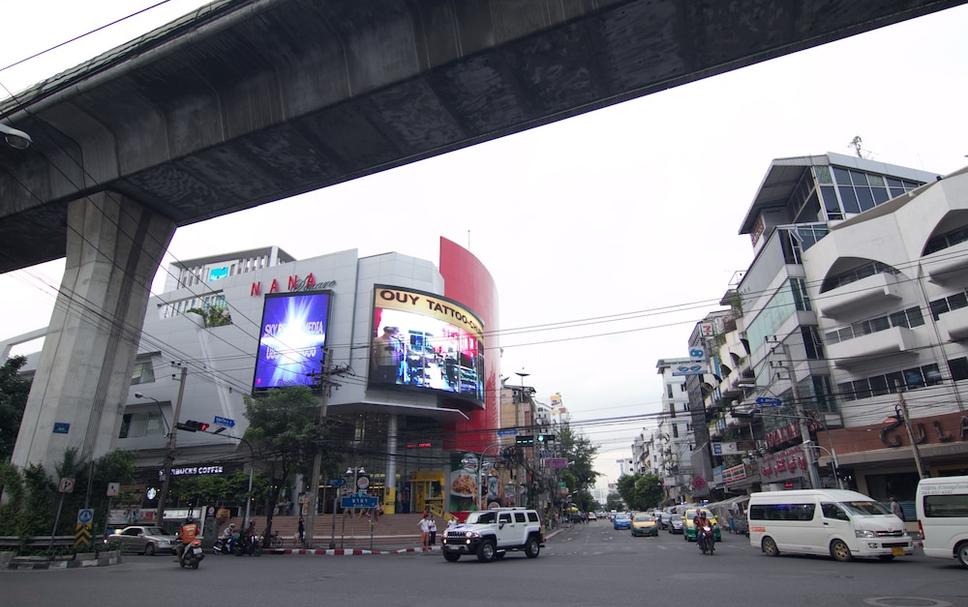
xmin=243 ymin=386 xmax=343 ymax=540
xmin=557 ymin=424 xmax=600 ymax=511
xmin=0 ymin=355 xmax=32 ymax=461
xmin=617 ymin=473 xmax=664 ymax=511
xmin=186 ymin=305 xmax=232 ymax=328
xmin=606 ymin=492 xmax=624 ymax=511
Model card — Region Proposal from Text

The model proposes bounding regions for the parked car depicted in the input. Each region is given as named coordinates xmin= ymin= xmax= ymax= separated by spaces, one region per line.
xmin=631 ymin=513 xmax=659 ymax=537
xmin=108 ymin=525 xmax=178 ymax=555
xmin=749 ymin=489 xmax=912 ymax=562
xmin=613 ymin=514 xmax=632 ymax=530
xmin=916 ymin=475 xmax=968 ymax=568
xmin=683 ymin=508 xmax=722 ymax=543
xmin=587 ymin=512 xmax=598 ymax=521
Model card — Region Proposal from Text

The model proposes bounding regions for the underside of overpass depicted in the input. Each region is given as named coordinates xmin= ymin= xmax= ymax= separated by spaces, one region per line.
xmin=1 ymin=0 xmax=964 ymax=272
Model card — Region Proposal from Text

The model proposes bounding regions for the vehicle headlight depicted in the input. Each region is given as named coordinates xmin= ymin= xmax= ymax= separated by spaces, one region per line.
xmin=854 ymin=530 xmax=876 ymax=539
xmin=465 ymin=531 xmax=479 ymax=538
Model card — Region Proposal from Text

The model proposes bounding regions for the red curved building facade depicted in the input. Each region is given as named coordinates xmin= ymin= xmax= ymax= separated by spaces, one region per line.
xmin=439 ymin=237 xmax=500 ymax=453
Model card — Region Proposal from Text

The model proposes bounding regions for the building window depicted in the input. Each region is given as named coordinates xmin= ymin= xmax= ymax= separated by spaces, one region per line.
xmin=801 ymin=326 xmax=824 ymax=360
xmin=929 ymin=289 xmax=968 ymax=320
xmin=824 ymin=306 xmax=924 ymax=345
xmin=821 ymin=261 xmax=900 ymax=293
xmin=924 ymin=225 xmax=968 ymax=255
xmin=831 ymin=165 xmax=921 ymax=217
xmin=667 ymin=384 xmax=674 ymax=398
xmin=672 ymin=424 xmax=679 ymax=439
xmin=838 ymin=363 xmax=945 ymax=401
xmin=791 ymin=278 xmax=812 ymax=311
xmin=949 ymin=357 xmax=968 ymax=381
xmin=118 ymin=410 xmax=165 ymax=439
xmin=130 ymin=359 xmax=155 ymax=385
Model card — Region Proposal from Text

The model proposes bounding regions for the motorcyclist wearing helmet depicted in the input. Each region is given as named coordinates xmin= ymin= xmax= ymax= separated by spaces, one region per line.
xmin=176 ymin=516 xmax=200 ymax=562
xmin=693 ymin=510 xmax=712 ymax=551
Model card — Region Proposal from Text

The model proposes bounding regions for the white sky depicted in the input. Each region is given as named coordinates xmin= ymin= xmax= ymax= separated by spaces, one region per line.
xmin=2 ymin=1 xmax=967 ymax=490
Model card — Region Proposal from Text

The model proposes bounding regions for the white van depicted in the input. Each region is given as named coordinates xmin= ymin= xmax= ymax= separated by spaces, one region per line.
xmin=748 ymin=489 xmax=912 ymax=562
xmin=915 ymin=475 xmax=968 ymax=568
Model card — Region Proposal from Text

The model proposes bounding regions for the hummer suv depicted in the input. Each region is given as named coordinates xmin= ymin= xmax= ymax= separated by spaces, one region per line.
xmin=441 ymin=508 xmax=544 ymax=562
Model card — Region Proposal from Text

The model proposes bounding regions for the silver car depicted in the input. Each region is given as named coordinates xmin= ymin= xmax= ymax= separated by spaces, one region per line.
xmin=110 ymin=526 xmax=178 ymax=555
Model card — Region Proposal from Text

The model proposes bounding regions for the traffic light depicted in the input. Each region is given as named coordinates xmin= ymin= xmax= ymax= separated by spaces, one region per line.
xmin=537 ymin=434 xmax=556 ymax=443
xmin=515 ymin=435 xmax=534 ymax=446
xmin=175 ymin=420 xmax=210 ymax=432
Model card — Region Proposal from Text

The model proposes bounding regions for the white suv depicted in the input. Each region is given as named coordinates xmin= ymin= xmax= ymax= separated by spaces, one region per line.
xmin=441 ymin=508 xmax=544 ymax=562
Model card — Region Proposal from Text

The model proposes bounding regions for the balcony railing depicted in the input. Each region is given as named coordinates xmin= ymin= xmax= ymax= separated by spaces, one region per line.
xmin=827 ymin=325 xmax=918 ymax=368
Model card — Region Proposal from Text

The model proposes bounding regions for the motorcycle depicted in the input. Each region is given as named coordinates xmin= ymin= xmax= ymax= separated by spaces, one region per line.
xmin=235 ymin=534 xmax=263 ymax=556
xmin=213 ymin=536 xmax=237 ymax=555
xmin=698 ymin=525 xmax=715 ymax=555
xmin=179 ymin=539 xmax=205 ymax=569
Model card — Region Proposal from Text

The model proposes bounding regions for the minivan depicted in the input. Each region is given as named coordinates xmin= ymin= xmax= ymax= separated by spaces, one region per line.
xmin=915 ymin=475 xmax=968 ymax=569
xmin=748 ymin=489 xmax=912 ymax=562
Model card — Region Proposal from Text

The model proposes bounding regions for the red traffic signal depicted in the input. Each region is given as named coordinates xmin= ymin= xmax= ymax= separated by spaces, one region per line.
xmin=175 ymin=420 xmax=210 ymax=433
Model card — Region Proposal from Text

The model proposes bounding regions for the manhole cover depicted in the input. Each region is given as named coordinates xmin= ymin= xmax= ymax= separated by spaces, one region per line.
xmin=863 ymin=598 xmax=952 ymax=607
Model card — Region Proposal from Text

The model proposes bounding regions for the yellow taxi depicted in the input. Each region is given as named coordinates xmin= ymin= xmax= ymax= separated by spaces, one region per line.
xmin=683 ymin=508 xmax=721 ymax=542
xmin=630 ymin=513 xmax=659 ymax=537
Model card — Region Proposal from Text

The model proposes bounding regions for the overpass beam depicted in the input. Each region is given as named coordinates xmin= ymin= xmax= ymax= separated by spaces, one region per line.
xmin=11 ymin=192 xmax=174 ymax=471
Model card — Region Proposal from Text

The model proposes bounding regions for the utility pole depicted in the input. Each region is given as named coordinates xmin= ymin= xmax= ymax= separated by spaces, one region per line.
xmin=773 ymin=339 xmax=821 ymax=489
xmin=156 ymin=365 xmax=188 ymax=525
xmin=305 ymin=349 xmax=332 ymax=549
xmin=895 ymin=382 xmax=926 ymax=479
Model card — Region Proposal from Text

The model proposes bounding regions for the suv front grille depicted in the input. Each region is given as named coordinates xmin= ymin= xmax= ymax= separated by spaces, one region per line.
xmin=876 ymin=530 xmax=904 ymax=537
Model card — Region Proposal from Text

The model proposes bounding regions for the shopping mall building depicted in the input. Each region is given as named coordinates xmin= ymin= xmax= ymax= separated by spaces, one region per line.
xmin=6 ymin=237 xmax=502 ymax=517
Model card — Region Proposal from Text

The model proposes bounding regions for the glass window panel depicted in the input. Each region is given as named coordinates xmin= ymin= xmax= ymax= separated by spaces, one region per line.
xmin=820 ymin=186 xmax=840 ymax=213
xmin=885 ymin=372 xmax=904 ymax=393
xmin=948 ymin=292 xmax=968 ymax=311
xmin=869 ymin=375 xmax=890 ymax=397
xmin=923 ymin=364 xmax=942 ymax=386
xmin=867 ymin=175 xmax=885 ymax=188
xmin=838 ymin=382 xmax=855 ymax=401
xmin=852 ymin=379 xmax=872 ymax=400
xmin=903 ymin=367 xmax=925 ymax=389
xmin=839 ymin=186 xmax=860 ymax=213
xmin=948 ymin=357 xmax=968 ymax=381
xmin=853 ymin=320 xmax=871 ymax=336
xmin=856 ymin=187 xmax=875 ymax=211
xmin=903 ymin=181 xmax=920 ymax=190
xmin=886 ymin=177 xmax=903 ymax=189
xmin=889 ymin=311 xmax=910 ymax=329
xmin=850 ymin=170 xmax=869 ymax=186
xmin=869 ymin=316 xmax=890 ymax=332
xmin=871 ymin=187 xmax=889 ymax=205
xmin=907 ymin=307 xmax=924 ymax=327
xmin=889 ymin=187 xmax=906 ymax=199
xmin=815 ymin=166 xmax=833 ymax=184
xmin=833 ymin=167 xmax=852 ymax=185
xmin=825 ymin=330 xmax=840 ymax=344
xmin=930 ymin=298 xmax=950 ymax=320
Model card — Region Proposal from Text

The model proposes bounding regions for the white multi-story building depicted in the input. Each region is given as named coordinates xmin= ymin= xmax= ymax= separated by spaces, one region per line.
xmin=655 ymin=357 xmax=696 ymax=502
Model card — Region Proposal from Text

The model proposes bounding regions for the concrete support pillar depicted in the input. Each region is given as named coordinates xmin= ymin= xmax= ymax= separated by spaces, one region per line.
xmin=11 ymin=193 xmax=175 ymax=470
xmin=385 ymin=414 xmax=398 ymax=514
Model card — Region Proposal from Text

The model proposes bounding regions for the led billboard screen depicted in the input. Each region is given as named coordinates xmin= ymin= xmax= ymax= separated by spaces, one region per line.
xmin=253 ymin=291 xmax=331 ymax=390
xmin=369 ymin=286 xmax=485 ymax=404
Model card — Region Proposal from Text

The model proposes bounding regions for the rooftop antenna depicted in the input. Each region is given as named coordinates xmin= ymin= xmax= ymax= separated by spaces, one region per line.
xmin=467 ymin=229 xmax=471 ymax=250
xmin=849 ymin=136 xmax=864 ymax=159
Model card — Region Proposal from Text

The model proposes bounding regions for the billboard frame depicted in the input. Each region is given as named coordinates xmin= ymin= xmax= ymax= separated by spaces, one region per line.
xmin=251 ymin=289 xmax=333 ymax=393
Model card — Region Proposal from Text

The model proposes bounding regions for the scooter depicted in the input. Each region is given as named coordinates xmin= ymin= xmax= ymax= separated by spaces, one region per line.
xmin=179 ymin=539 xmax=205 ymax=569
xmin=213 ymin=536 xmax=236 ymax=555
xmin=698 ymin=525 xmax=715 ymax=555
xmin=235 ymin=534 xmax=263 ymax=556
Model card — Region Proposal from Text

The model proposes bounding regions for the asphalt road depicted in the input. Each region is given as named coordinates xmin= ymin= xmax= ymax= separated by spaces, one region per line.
xmin=3 ymin=523 xmax=965 ymax=607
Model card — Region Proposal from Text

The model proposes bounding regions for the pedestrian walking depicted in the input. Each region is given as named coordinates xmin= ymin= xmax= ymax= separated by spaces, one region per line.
xmin=428 ymin=516 xmax=438 ymax=546
xmin=418 ymin=512 xmax=432 ymax=547
xmin=889 ymin=496 xmax=904 ymax=520
xmin=298 ymin=516 xmax=305 ymax=545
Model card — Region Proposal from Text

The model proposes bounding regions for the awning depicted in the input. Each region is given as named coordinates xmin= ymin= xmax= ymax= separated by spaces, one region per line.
xmin=818 ymin=440 xmax=968 ymax=467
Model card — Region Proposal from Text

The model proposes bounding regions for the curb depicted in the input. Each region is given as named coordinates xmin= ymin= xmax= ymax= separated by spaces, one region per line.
xmin=268 ymin=546 xmax=442 ymax=557
xmin=5 ymin=554 xmax=122 ymax=571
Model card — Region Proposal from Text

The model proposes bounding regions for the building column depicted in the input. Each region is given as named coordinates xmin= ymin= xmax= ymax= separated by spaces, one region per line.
xmin=11 ymin=192 xmax=175 ymax=470
xmin=385 ymin=414 xmax=398 ymax=514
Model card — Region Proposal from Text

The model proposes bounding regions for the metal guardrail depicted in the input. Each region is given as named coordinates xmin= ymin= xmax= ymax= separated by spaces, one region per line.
xmin=0 ymin=536 xmax=76 ymax=549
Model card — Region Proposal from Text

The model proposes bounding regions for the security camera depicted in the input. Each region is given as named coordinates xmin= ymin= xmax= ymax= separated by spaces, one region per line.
xmin=0 ymin=123 xmax=32 ymax=150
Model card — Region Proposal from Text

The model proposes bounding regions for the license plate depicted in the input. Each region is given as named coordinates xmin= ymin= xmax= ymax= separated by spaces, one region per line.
xmin=891 ymin=547 xmax=904 ymax=557
xmin=193 ymin=548 xmax=202 ymax=555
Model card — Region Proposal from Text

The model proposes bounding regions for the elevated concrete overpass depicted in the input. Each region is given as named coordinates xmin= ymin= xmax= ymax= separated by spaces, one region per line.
xmin=2 ymin=0 xmax=964 ymax=471
xmin=1 ymin=0 xmax=964 ymax=272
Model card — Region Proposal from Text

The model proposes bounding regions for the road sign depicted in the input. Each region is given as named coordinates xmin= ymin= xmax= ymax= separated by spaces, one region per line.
xmin=328 ymin=479 xmax=345 ymax=487
xmin=341 ymin=495 xmax=379 ymax=509
xmin=688 ymin=347 xmax=705 ymax=360
xmin=356 ymin=474 xmax=370 ymax=491
xmin=52 ymin=422 xmax=70 ymax=434
xmin=106 ymin=482 xmax=120 ymax=497
xmin=213 ymin=415 xmax=236 ymax=428
xmin=77 ymin=508 xmax=94 ymax=525
xmin=74 ymin=524 xmax=92 ymax=548
xmin=543 ymin=457 xmax=569 ymax=470
xmin=755 ymin=396 xmax=783 ymax=407
xmin=671 ymin=363 xmax=706 ymax=376
xmin=58 ymin=477 xmax=75 ymax=494
xmin=496 ymin=428 xmax=518 ymax=437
